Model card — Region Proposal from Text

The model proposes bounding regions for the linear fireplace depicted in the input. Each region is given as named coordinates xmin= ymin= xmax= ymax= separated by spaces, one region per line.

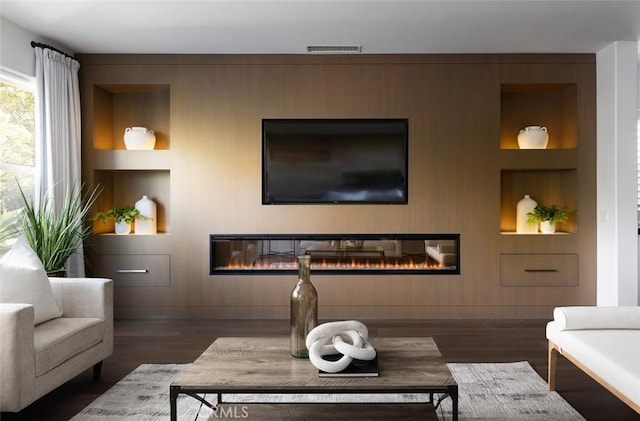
xmin=210 ymin=234 xmax=460 ymax=275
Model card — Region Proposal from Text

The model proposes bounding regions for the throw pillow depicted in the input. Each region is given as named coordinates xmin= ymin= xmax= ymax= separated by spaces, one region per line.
xmin=554 ymin=306 xmax=640 ymax=330
xmin=0 ymin=237 xmax=62 ymax=324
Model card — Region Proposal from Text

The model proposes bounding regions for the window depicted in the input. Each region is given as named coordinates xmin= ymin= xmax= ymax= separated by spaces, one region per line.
xmin=0 ymin=72 xmax=36 ymax=249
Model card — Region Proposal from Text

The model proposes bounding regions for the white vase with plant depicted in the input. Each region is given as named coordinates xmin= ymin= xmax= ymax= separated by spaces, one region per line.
xmin=526 ymin=205 xmax=576 ymax=234
xmin=93 ymin=205 xmax=149 ymax=235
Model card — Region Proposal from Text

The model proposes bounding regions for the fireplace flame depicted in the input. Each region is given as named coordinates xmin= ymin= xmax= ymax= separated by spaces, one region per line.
xmin=219 ymin=258 xmax=448 ymax=271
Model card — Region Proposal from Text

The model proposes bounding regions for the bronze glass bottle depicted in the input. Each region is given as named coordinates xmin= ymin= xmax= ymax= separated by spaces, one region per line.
xmin=290 ymin=255 xmax=318 ymax=358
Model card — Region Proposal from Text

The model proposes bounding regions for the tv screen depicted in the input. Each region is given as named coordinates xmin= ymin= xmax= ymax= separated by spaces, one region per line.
xmin=262 ymin=119 xmax=408 ymax=204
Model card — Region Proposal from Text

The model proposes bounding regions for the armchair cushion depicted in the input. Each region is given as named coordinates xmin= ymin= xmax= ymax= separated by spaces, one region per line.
xmin=34 ymin=317 xmax=103 ymax=376
xmin=0 ymin=238 xmax=61 ymax=325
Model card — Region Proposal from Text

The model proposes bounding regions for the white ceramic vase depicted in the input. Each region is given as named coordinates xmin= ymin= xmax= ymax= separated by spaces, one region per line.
xmin=516 ymin=194 xmax=538 ymax=234
xmin=540 ymin=221 xmax=556 ymax=234
xmin=517 ymin=126 xmax=549 ymax=149
xmin=124 ymin=127 xmax=156 ymax=150
xmin=115 ymin=221 xmax=131 ymax=235
xmin=134 ymin=195 xmax=157 ymax=235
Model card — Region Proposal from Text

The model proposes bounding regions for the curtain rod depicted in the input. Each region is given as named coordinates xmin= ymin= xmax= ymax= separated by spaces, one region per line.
xmin=30 ymin=41 xmax=77 ymax=61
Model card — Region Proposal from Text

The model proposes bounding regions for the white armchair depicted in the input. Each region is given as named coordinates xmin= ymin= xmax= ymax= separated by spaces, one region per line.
xmin=0 ymin=277 xmax=113 ymax=413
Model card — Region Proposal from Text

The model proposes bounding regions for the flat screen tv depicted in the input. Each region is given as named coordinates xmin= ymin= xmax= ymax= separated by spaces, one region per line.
xmin=262 ymin=119 xmax=408 ymax=204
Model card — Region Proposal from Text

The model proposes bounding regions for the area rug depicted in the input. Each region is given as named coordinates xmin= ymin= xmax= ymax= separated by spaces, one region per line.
xmin=71 ymin=361 xmax=585 ymax=420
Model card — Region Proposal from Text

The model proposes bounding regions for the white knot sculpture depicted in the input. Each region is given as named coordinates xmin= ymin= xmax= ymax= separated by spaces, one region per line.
xmin=305 ymin=320 xmax=376 ymax=373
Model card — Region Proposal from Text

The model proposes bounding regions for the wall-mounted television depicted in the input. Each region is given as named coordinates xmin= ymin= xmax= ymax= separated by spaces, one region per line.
xmin=262 ymin=119 xmax=408 ymax=204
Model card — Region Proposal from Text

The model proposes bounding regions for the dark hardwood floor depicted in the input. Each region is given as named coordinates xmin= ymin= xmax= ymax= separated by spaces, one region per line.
xmin=3 ymin=319 xmax=638 ymax=420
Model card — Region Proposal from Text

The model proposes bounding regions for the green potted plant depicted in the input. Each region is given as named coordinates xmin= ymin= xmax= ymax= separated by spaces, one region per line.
xmin=10 ymin=182 xmax=102 ymax=275
xmin=526 ymin=204 xmax=575 ymax=234
xmin=93 ymin=205 xmax=149 ymax=235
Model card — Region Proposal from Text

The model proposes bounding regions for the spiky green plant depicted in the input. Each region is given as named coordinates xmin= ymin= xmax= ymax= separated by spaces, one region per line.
xmin=0 ymin=211 xmax=20 ymax=246
xmin=15 ymin=182 xmax=102 ymax=273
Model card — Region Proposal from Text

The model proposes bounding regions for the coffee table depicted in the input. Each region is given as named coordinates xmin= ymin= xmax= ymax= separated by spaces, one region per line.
xmin=170 ymin=337 xmax=458 ymax=420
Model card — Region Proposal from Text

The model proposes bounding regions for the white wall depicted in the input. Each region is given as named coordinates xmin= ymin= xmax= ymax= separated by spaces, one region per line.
xmin=1 ymin=17 xmax=37 ymax=77
xmin=0 ymin=17 xmax=72 ymax=78
xmin=596 ymin=41 xmax=639 ymax=306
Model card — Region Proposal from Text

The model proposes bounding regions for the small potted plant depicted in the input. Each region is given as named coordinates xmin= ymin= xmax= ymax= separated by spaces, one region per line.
xmin=93 ymin=205 xmax=148 ymax=235
xmin=526 ymin=204 xmax=575 ymax=234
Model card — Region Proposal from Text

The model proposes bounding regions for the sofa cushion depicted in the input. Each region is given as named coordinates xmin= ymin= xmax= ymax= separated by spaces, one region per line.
xmin=547 ymin=325 xmax=640 ymax=408
xmin=0 ymin=238 xmax=61 ymax=325
xmin=34 ymin=317 xmax=103 ymax=377
xmin=553 ymin=306 xmax=640 ymax=330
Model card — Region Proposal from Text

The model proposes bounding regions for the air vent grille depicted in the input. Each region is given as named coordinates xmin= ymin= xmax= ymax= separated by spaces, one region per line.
xmin=306 ymin=45 xmax=362 ymax=54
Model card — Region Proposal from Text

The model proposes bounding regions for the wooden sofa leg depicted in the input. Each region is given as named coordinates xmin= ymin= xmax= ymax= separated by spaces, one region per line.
xmin=548 ymin=341 xmax=559 ymax=391
xmin=93 ymin=361 xmax=103 ymax=380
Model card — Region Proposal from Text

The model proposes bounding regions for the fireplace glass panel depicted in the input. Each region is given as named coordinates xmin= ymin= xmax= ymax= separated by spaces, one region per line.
xmin=210 ymin=234 xmax=459 ymax=275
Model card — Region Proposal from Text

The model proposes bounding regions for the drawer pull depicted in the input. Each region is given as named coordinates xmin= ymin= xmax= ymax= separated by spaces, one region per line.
xmin=524 ymin=269 xmax=558 ymax=273
xmin=116 ymin=269 xmax=149 ymax=273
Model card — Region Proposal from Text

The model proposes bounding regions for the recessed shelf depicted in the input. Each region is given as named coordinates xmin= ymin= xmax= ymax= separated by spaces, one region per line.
xmin=500 ymin=83 xmax=577 ymax=150
xmin=500 ymin=231 xmax=572 ymax=235
xmin=92 ymin=150 xmax=171 ymax=170
xmin=95 ymin=232 xmax=172 ymax=237
xmin=93 ymin=84 xmax=170 ymax=150
xmin=93 ymin=170 xmax=170 ymax=234
xmin=500 ymin=169 xmax=577 ymax=234
xmin=499 ymin=149 xmax=577 ymax=170
xmin=90 ymin=231 xmax=172 ymax=255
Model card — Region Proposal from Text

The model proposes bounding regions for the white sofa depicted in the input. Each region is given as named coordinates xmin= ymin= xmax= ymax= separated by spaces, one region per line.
xmin=425 ymin=240 xmax=457 ymax=266
xmin=299 ymin=240 xmax=401 ymax=257
xmin=0 ymin=277 xmax=113 ymax=412
xmin=546 ymin=306 xmax=640 ymax=414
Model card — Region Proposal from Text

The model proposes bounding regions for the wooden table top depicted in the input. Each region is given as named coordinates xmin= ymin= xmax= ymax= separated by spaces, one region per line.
xmin=172 ymin=337 xmax=456 ymax=393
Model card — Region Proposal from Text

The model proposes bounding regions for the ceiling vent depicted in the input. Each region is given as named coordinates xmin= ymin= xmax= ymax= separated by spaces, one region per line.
xmin=306 ymin=45 xmax=362 ymax=54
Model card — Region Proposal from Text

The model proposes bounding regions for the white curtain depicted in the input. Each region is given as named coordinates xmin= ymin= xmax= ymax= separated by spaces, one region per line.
xmin=34 ymin=46 xmax=84 ymax=276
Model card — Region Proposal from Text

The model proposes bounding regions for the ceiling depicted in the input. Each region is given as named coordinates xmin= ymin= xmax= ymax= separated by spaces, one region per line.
xmin=1 ymin=0 xmax=640 ymax=56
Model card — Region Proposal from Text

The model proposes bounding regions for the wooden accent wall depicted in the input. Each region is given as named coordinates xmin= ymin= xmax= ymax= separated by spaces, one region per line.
xmin=78 ymin=54 xmax=596 ymax=320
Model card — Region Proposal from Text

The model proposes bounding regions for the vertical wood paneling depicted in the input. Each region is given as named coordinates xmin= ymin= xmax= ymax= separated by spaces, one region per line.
xmin=79 ymin=55 xmax=597 ymax=319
